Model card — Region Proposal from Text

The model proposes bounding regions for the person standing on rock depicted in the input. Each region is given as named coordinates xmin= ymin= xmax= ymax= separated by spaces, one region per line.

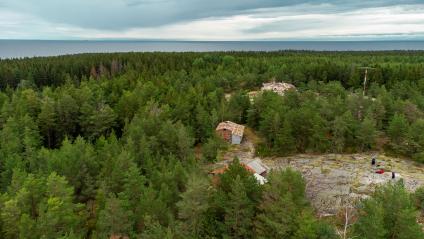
xmin=392 ymin=172 xmax=395 ymax=179
xmin=371 ymin=157 xmax=376 ymax=166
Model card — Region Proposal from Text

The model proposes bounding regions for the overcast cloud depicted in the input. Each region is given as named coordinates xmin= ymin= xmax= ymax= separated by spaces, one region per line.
xmin=0 ymin=0 xmax=423 ymax=40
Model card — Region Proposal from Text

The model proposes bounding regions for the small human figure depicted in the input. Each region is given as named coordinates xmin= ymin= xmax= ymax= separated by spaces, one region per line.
xmin=371 ymin=157 xmax=376 ymax=166
xmin=392 ymin=172 xmax=395 ymax=179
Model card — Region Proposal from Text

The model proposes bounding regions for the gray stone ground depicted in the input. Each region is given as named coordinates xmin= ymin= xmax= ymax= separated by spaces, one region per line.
xmin=263 ymin=154 xmax=424 ymax=215
xmin=219 ymin=135 xmax=424 ymax=216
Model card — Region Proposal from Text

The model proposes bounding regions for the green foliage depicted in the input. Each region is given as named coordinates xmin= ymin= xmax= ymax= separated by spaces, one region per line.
xmin=315 ymin=223 xmax=338 ymax=239
xmin=202 ymin=135 xmax=226 ymax=162
xmin=388 ymin=114 xmax=409 ymax=144
xmin=0 ymin=51 xmax=423 ymax=238
xmin=255 ymin=169 xmax=331 ymax=239
xmin=353 ymin=181 xmax=424 ymax=239
xmin=176 ymin=174 xmax=210 ymax=237
xmin=353 ymin=199 xmax=387 ymax=239
xmin=1 ymin=172 xmax=84 ymax=239
xmin=227 ymin=91 xmax=251 ymax=123
xmin=224 ymin=176 xmax=256 ymax=238
xmin=413 ymin=186 xmax=424 ymax=212
xmin=37 ymin=173 xmax=85 ymax=239
xmin=138 ymin=216 xmax=178 ymax=239
xmin=203 ymin=158 xmax=262 ymax=238
xmin=95 ymin=195 xmax=133 ymax=238
xmin=357 ymin=116 xmax=377 ymax=151
xmin=43 ymin=137 xmax=98 ymax=202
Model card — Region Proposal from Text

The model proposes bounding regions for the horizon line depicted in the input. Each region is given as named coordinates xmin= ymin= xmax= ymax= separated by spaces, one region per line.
xmin=1 ymin=39 xmax=424 ymax=42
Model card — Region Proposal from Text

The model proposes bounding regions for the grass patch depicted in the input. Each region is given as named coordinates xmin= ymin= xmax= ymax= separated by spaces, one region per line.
xmin=244 ymin=127 xmax=262 ymax=145
xmin=321 ymin=167 xmax=331 ymax=175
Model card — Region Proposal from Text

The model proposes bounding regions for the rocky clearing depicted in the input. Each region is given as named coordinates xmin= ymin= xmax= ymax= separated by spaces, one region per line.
xmin=219 ymin=129 xmax=424 ymax=216
xmin=264 ymin=153 xmax=424 ymax=216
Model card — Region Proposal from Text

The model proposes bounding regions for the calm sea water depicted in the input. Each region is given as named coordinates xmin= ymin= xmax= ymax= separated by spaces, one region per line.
xmin=1 ymin=40 xmax=424 ymax=59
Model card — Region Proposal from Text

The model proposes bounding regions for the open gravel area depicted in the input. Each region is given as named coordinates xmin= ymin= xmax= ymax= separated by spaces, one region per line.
xmin=219 ymin=132 xmax=424 ymax=215
xmin=263 ymin=153 xmax=424 ymax=215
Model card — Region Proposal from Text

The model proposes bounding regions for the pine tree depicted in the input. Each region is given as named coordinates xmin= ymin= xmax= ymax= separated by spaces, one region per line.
xmin=139 ymin=216 xmax=176 ymax=239
xmin=46 ymin=137 xmax=99 ymax=202
xmin=195 ymin=104 xmax=213 ymax=143
xmin=353 ymin=181 xmax=424 ymax=239
xmin=224 ymin=176 xmax=255 ymax=238
xmin=37 ymin=173 xmax=84 ymax=238
xmin=388 ymin=114 xmax=410 ymax=154
xmin=119 ymin=163 xmax=146 ymax=233
xmin=357 ymin=117 xmax=377 ymax=151
xmin=353 ymin=199 xmax=386 ymax=239
xmin=275 ymin=119 xmax=296 ymax=155
xmin=332 ymin=116 xmax=348 ymax=152
xmin=96 ymin=195 xmax=133 ymax=239
xmin=55 ymin=93 xmax=79 ymax=141
xmin=0 ymin=117 xmax=26 ymax=190
xmin=1 ymin=199 xmax=22 ymax=239
xmin=79 ymin=102 xmax=117 ymax=140
xmin=38 ymin=96 xmax=57 ymax=148
xmin=255 ymin=169 xmax=319 ymax=239
xmin=202 ymin=135 xmax=225 ymax=162
xmin=176 ymin=174 xmax=209 ymax=237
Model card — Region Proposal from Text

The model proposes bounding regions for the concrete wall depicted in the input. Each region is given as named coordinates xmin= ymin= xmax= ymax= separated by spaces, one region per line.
xmin=232 ymin=134 xmax=242 ymax=144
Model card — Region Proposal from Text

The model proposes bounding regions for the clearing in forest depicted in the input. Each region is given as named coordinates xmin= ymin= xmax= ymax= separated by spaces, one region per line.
xmin=219 ymin=128 xmax=424 ymax=216
xmin=264 ymin=153 xmax=424 ymax=216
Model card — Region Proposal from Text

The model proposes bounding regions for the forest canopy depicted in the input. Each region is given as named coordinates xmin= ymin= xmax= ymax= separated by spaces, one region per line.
xmin=0 ymin=51 xmax=423 ymax=238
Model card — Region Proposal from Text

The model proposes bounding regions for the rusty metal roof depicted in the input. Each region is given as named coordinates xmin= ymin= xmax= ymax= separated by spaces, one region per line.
xmin=216 ymin=121 xmax=245 ymax=137
xmin=246 ymin=158 xmax=269 ymax=175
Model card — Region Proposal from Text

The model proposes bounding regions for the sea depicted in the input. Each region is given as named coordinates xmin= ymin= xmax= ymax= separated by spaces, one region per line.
xmin=1 ymin=40 xmax=424 ymax=59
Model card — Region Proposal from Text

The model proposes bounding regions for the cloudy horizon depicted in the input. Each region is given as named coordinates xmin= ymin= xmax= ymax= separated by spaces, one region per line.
xmin=1 ymin=0 xmax=424 ymax=40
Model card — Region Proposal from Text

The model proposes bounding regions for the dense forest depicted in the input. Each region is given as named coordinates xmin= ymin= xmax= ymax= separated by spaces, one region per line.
xmin=0 ymin=51 xmax=424 ymax=238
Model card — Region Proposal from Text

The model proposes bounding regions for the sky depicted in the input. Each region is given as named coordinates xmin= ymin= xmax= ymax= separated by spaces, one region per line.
xmin=0 ymin=0 xmax=424 ymax=40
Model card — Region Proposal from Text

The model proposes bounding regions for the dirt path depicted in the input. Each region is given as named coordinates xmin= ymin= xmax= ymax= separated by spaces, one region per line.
xmin=217 ymin=127 xmax=257 ymax=165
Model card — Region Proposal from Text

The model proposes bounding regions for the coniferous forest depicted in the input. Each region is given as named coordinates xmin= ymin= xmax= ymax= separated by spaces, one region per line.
xmin=0 ymin=51 xmax=424 ymax=238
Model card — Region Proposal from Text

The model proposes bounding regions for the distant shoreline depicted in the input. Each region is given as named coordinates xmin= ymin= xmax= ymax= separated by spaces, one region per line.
xmin=1 ymin=40 xmax=424 ymax=59
xmin=1 ymin=39 xmax=424 ymax=42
